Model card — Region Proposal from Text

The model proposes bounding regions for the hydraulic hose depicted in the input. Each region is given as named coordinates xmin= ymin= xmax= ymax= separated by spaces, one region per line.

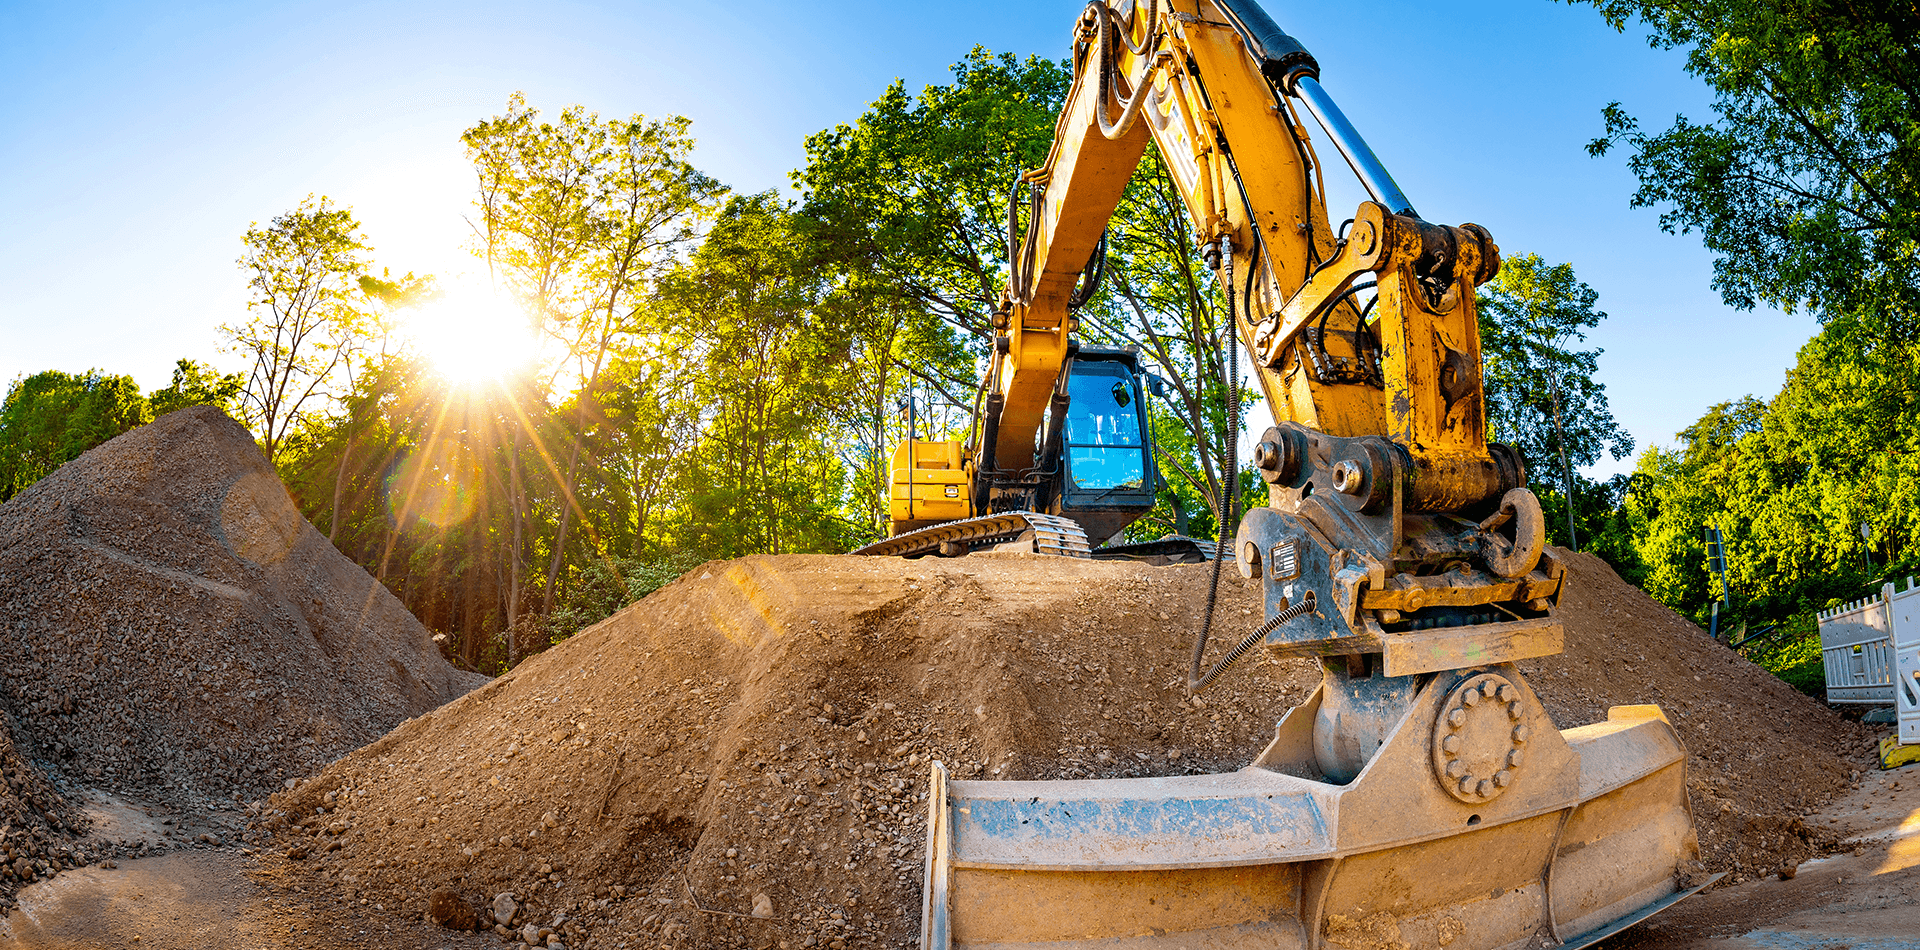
xmin=1191 ymin=591 xmax=1315 ymax=693
xmin=1091 ymin=0 xmax=1171 ymax=141
xmin=1190 ymin=235 xmax=1240 ymax=693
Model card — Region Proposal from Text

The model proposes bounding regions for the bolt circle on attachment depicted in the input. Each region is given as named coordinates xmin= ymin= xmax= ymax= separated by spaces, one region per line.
xmin=1432 ymin=672 xmax=1530 ymax=805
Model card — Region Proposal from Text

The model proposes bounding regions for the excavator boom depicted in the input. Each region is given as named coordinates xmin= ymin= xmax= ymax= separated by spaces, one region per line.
xmin=912 ymin=1 xmax=1711 ymax=948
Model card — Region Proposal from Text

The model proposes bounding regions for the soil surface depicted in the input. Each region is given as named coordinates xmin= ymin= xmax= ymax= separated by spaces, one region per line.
xmin=248 ymin=549 xmax=1867 ymax=950
xmin=16 ymin=759 xmax=1911 ymax=950
xmin=1595 ymin=755 xmax=1920 ymax=950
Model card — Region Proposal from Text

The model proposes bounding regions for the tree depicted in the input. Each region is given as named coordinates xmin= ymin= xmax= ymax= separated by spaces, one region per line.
xmin=1617 ymin=317 xmax=1920 ymax=631
xmin=796 ymin=49 xmax=1067 ymax=390
xmin=225 ymin=195 xmax=377 ymax=465
xmin=0 ymin=370 xmax=149 ymax=501
xmin=463 ymin=93 xmax=725 ymax=621
xmin=1477 ymin=253 xmax=1634 ymax=548
xmin=322 ymin=271 xmax=431 ymax=542
xmin=656 ymin=193 xmax=861 ymax=557
xmin=1572 ymin=0 xmax=1920 ymax=339
xmin=148 ymin=359 xmax=244 ymax=417
xmin=574 ymin=347 xmax=701 ymax=557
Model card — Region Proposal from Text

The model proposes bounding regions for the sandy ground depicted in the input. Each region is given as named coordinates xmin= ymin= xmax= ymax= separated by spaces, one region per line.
xmin=0 ymin=786 xmax=496 ymax=950
xmin=0 ymin=849 xmax=504 ymax=950
xmin=1599 ymin=754 xmax=1920 ymax=950
xmin=0 ymin=411 xmax=1892 ymax=949
xmin=9 ymin=748 xmax=1916 ymax=950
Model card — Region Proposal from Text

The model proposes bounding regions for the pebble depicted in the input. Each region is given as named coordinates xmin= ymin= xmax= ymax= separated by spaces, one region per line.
xmin=752 ymin=892 xmax=774 ymax=918
xmin=493 ymin=892 xmax=519 ymax=926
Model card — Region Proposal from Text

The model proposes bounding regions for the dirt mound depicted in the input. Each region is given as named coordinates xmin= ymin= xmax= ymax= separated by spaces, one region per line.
xmin=261 ymin=549 xmax=1868 ymax=949
xmin=0 ymin=406 xmax=484 ymax=813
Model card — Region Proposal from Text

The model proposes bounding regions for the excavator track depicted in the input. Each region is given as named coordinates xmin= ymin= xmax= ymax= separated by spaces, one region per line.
xmin=851 ymin=511 xmax=1092 ymax=559
xmin=1091 ymin=535 xmax=1222 ymax=564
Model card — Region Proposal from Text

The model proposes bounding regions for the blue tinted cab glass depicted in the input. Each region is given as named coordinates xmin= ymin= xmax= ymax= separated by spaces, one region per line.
xmin=1065 ymin=363 xmax=1145 ymax=490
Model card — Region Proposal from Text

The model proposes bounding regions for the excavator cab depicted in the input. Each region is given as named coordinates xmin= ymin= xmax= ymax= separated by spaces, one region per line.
xmin=872 ymin=347 xmax=1162 ymax=557
xmin=1051 ymin=348 xmax=1158 ymax=546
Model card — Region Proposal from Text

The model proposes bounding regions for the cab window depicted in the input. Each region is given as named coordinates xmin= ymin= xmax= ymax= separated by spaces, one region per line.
xmin=1064 ymin=362 xmax=1145 ymax=490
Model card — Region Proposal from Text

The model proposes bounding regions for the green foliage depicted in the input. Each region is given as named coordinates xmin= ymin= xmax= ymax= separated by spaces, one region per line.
xmin=1537 ymin=471 xmax=1646 ymax=582
xmin=1571 ymin=0 xmax=1920 ymax=339
xmin=1616 ymin=305 xmax=1919 ymax=632
xmin=463 ymin=92 xmax=724 ymax=343
xmin=1477 ymin=253 xmax=1633 ymax=550
xmin=796 ymin=48 xmax=1069 ymax=347
xmin=1739 ymin=614 xmax=1825 ymax=697
xmin=0 ymin=370 xmax=150 ymax=501
xmin=1563 ymin=0 xmax=1920 ymax=646
xmin=655 ymin=193 xmax=862 ymax=557
xmin=533 ymin=552 xmax=705 ymax=651
xmin=225 ymin=195 xmax=378 ymax=464
xmin=149 ymin=359 xmax=244 ymax=417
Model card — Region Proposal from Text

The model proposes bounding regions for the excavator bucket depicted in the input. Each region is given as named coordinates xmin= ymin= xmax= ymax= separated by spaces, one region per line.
xmin=922 ymin=670 xmax=1715 ymax=950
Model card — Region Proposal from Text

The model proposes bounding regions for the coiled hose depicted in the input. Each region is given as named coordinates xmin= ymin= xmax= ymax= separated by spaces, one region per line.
xmin=1191 ymin=591 xmax=1316 ymax=693
xmin=1189 ymin=235 xmax=1239 ymax=693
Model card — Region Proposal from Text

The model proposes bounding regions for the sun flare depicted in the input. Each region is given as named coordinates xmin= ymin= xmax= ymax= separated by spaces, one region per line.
xmin=405 ymin=283 xmax=537 ymax=384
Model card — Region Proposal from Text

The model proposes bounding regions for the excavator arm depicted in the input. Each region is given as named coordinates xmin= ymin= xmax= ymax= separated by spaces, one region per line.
xmin=989 ymin=0 xmax=1538 ymax=606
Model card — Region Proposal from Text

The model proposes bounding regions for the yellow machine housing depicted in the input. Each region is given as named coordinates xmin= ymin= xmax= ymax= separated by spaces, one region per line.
xmin=888 ymin=439 xmax=972 ymax=534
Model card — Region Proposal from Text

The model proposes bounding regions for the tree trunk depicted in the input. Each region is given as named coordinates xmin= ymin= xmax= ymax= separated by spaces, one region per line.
xmin=329 ymin=429 xmax=355 ymax=543
xmin=1549 ymin=374 xmax=1578 ymax=551
xmin=508 ymin=425 xmax=525 ymax=667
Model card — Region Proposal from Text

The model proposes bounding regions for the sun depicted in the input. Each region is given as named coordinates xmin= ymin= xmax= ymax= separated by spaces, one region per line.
xmin=404 ymin=282 xmax=537 ymax=384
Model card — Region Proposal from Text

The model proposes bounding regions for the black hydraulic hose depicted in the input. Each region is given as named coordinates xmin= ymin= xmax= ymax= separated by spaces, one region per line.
xmin=1069 ymin=231 xmax=1108 ymax=311
xmin=1091 ymin=0 xmax=1166 ymax=141
xmin=1314 ymin=278 xmax=1378 ymax=363
xmin=1005 ymin=177 xmax=1023 ymax=302
xmin=1190 ymin=235 xmax=1240 ymax=693
xmin=1005 ymin=175 xmax=1044 ymax=305
xmin=1192 ymin=591 xmax=1315 ymax=693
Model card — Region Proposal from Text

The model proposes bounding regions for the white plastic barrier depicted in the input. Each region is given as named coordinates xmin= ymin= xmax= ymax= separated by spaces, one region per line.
xmin=1895 ymin=583 xmax=1920 ymax=745
xmin=1819 ymin=577 xmax=1920 ymax=744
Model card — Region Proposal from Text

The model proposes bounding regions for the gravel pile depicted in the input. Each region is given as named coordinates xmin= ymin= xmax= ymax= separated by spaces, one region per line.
xmin=0 ymin=715 xmax=85 ymax=903
xmin=0 ymin=406 xmax=485 ymax=900
xmin=257 ymin=546 xmax=1869 ymax=949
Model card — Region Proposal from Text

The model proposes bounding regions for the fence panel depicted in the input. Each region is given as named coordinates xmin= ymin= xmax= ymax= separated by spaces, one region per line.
xmin=1891 ymin=583 xmax=1920 ymax=744
xmin=1822 ymin=588 xmax=1897 ymax=705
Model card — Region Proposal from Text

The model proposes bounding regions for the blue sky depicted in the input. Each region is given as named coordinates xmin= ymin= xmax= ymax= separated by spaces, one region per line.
xmin=0 ymin=0 xmax=1812 ymax=478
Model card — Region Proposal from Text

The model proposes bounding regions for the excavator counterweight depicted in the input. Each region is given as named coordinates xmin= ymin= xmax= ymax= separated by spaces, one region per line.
xmin=893 ymin=1 xmax=1711 ymax=947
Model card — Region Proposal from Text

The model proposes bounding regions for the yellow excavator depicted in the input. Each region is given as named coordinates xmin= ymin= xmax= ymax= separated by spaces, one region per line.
xmin=900 ymin=1 xmax=1718 ymax=948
